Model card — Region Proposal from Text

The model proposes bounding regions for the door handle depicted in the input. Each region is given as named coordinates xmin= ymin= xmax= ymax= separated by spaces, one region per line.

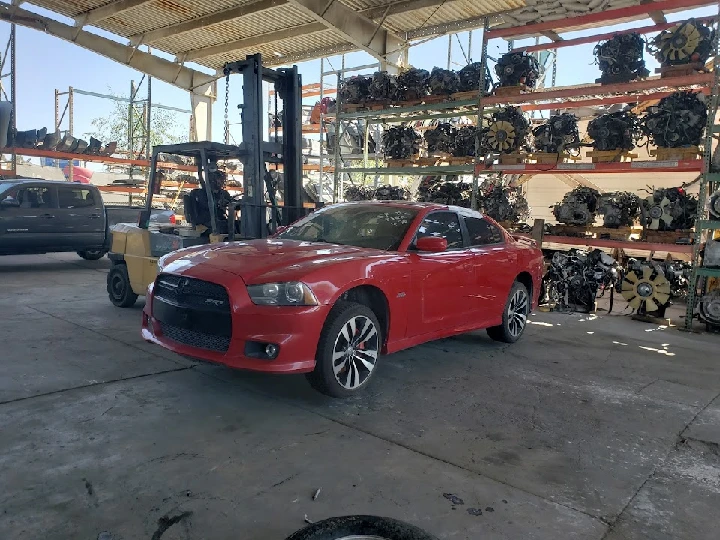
xmin=40 ymin=213 xmax=55 ymax=219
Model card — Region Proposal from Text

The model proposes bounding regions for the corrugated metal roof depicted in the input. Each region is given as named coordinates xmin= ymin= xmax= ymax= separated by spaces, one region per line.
xmin=21 ymin=0 xmax=655 ymax=76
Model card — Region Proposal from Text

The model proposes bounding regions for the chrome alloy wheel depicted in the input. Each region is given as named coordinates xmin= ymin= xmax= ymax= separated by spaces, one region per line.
xmin=332 ymin=315 xmax=379 ymax=390
xmin=507 ymin=288 xmax=529 ymax=338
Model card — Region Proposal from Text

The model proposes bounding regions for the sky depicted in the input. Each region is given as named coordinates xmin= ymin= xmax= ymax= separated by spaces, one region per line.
xmin=1 ymin=4 xmax=715 ymax=149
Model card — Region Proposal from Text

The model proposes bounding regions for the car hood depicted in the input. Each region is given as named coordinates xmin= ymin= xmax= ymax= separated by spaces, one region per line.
xmin=161 ymin=239 xmax=393 ymax=283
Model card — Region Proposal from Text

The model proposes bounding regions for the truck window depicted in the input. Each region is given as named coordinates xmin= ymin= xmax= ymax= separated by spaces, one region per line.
xmin=58 ymin=187 xmax=95 ymax=209
xmin=10 ymin=187 xmax=53 ymax=209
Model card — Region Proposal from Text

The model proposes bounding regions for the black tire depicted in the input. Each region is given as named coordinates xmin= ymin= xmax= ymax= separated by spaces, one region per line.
xmin=487 ymin=281 xmax=530 ymax=344
xmin=107 ymin=264 xmax=138 ymax=308
xmin=78 ymin=249 xmax=107 ymax=261
xmin=286 ymin=515 xmax=438 ymax=540
xmin=306 ymin=301 xmax=382 ymax=398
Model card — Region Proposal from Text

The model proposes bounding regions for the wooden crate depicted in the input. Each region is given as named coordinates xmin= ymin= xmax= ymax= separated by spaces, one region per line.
xmin=650 ymin=146 xmax=701 ymax=161
xmin=586 ymin=150 xmax=637 ymax=163
xmin=385 ymin=157 xmax=421 ymax=168
xmin=415 ymin=156 xmax=442 ymax=166
xmin=529 ymin=152 xmax=582 ymax=164
xmin=450 ymin=90 xmax=478 ymax=101
xmin=341 ymin=102 xmax=367 ymax=112
xmin=550 ymin=225 xmax=630 ymax=240
xmin=499 ymin=153 xmax=528 ymax=165
xmin=643 ymin=229 xmax=695 ymax=244
xmin=591 ymin=226 xmax=632 ymax=241
xmin=655 ymin=62 xmax=706 ymax=79
xmin=493 ymin=84 xmax=531 ymax=97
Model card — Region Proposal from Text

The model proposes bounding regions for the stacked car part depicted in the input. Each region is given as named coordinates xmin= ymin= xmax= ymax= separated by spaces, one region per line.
xmin=642 ymin=186 xmax=698 ymax=231
xmin=532 ymin=113 xmax=580 ymax=154
xmin=641 ymin=91 xmax=708 ymax=148
xmin=594 ymin=33 xmax=649 ymax=83
xmin=382 ymin=126 xmax=420 ymax=159
xmin=597 ymin=192 xmax=642 ymax=228
xmin=494 ymin=51 xmax=541 ymax=88
xmin=587 ymin=111 xmax=642 ymax=151
xmin=483 ymin=107 xmax=529 ymax=154
xmin=648 ymin=18 xmax=715 ymax=66
xmin=553 ymin=187 xmax=601 ymax=226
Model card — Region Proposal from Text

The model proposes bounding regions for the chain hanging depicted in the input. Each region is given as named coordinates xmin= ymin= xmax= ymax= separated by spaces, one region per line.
xmin=224 ymin=72 xmax=230 ymax=145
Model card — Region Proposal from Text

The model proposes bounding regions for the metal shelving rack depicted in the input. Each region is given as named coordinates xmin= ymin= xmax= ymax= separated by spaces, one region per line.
xmin=0 ymin=23 xmax=16 ymax=177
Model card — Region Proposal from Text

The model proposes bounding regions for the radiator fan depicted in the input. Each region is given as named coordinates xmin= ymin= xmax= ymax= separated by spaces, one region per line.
xmin=649 ymin=19 xmax=714 ymax=66
xmin=484 ymin=107 xmax=529 ymax=154
xmin=641 ymin=91 xmax=708 ymax=148
xmin=587 ymin=111 xmax=642 ymax=151
xmin=642 ymin=187 xmax=698 ymax=230
xmin=532 ymin=113 xmax=580 ymax=154
xmin=494 ymin=52 xmax=540 ymax=88
xmin=594 ymin=33 xmax=649 ymax=83
xmin=621 ymin=266 xmax=671 ymax=313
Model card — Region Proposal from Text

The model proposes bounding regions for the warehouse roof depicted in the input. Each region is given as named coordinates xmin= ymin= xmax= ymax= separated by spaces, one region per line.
xmin=0 ymin=0 xmax=662 ymax=91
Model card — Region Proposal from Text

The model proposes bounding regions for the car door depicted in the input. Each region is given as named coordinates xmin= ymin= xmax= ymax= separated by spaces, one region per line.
xmin=408 ymin=210 xmax=476 ymax=337
xmin=0 ymin=184 xmax=58 ymax=250
xmin=56 ymin=185 xmax=105 ymax=248
xmin=463 ymin=215 xmax=518 ymax=324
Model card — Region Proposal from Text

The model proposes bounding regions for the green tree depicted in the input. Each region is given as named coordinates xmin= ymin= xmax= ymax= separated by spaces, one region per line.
xmin=85 ymin=88 xmax=185 ymax=155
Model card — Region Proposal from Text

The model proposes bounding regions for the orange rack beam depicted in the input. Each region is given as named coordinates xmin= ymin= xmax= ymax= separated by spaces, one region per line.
xmin=478 ymin=159 xmax=704 ymax=175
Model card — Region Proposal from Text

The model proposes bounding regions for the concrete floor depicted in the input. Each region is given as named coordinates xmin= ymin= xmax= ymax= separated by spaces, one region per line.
xmin=1 ymin=253 xmax=719 ymax=540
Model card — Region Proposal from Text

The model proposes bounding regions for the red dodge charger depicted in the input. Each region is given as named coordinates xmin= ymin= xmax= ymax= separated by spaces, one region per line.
xmin=142 ymin=201 xmax=543 ymax=397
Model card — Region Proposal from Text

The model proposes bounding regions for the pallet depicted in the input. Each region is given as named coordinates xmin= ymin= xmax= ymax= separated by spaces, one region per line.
xmin=551 ymin=225 xmax=632 ymax=241
xmin=650 ymin=146 xmax=701 ymax=161
xmin=529 ymin=152 xmax=582 ymax=164
xmin=385 ymin=157 xmax=420 ymax=168
xmin=450 ymin=90 xmax=478 ymax=101
xmin=643 ymin=229 xmax=695 ymax=244
xmin=655 ymin=62 xmax=706 ymax=79
xmin=493 ymin=84 xmax=531 ymax=97
xmin=586 ymin=150 xmax=637 ymax=163
xmin=499 ymin=153 xmax=529 ymax=165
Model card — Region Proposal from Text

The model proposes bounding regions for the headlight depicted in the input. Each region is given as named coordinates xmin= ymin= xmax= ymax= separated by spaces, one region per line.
xmin=247 ymin=282 xmax=318 ymax=306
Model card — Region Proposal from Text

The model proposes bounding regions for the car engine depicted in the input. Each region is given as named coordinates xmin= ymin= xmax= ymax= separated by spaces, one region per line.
xmin=382 ymin=125 xmax=421 ymax=159
xmin=483 ymin=106 xmax=529 ymax=154
xmin=553 ymin=187 xmax=601 ymax=226
xmin=648 ymin=18 xmax=714 ymax=66
xmin=596 ymin=191 xmax=642 ymax=228
xmin=452 ymin=125 xmax=479 ymax=157
xmin=587 ymin=110 xmax=642 ymax=151
xmin=368 ymin=71 xmax=401 ymax=102
xmin=708 ymin=189 xmax=720 ymax=219
xmin=424 ymin=123 xmax=455 ymax=154
xmin=641 ymin=186 xmax=698 ymax=230
xmin=594 ymin=33 xmax=649 ymax=84
xmin=494 ymin=51 xmax=541 ymax=88
xmin=641 ymin=91 xmax=708 ymax=148
xmin=457 ymin=62 xmax=492 ymax=93
xmin=428 ymin=67 xmax=461 ymax=95
xmin=396 ymin=67 xmax=430 ymax=101
xmin=416 ymin=175 xmax=472 ymax=207
xmin=477 ymin=178 xmax=531 ymax=223
xmin=339 ymin=75 xmax=371 ymax=104
xmin=532 ymin=113 xmax=581 ymax=154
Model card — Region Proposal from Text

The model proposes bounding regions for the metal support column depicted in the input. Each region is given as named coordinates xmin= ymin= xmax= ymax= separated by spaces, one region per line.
xmin=471 ymin=17 xmax=490 ymax=211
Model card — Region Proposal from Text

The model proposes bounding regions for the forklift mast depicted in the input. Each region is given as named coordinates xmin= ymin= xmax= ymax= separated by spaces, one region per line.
xmin=223 ymin=53 xmax=303 ymax=239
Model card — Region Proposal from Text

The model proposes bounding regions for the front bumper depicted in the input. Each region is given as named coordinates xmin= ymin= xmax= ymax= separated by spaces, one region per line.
xmin=142 ymin=272 xmax=329 ymax=374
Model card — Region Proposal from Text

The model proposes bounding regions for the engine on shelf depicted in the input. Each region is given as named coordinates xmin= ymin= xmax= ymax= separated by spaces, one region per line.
xmin=594 ymin=33 xmax=649 ymax=83
xmin=541 ymin=249 xmax=620 ymax=313
xmin=477 ymin=178 xmax=530 ymax=223
xmin=648 ymin=18 xmax=715 ymax=66
xmin=641 ymin=186 xmax=698 ymax=231
xmin=587 ymin=110 xmax=642 ymax=151
xmin=339 ymin=75 xmax=371 ymax=104
xmin=532 ymin=113 xmax=580 ymax=154
xmin=483 ymin=106 xmax=529 ymax=154
xmin=553 ymin=187 xmax=601 ymax=226
xmin=640 ymin=90 xmax=708 ymax=148
xmin=457 ymin=62 xmax=492 ymax=93
xmin=424 ymin=123 xmax=455 ymax=154
xmin=428 ymin=67 xmax=461 ymax=95
xmin=368 ymin=71 xmax=400 ymax=102
xmin=416 ymin=175 xmax=472 ymax=207
xmin=596 ymin=191 xmax=642 ymax=228
xmin=709 ymin=189 xmax=720 ymax=220
xmin=374 ymin=184 xmax=410 ymax=201
xmin=699 ymin=286 xmax=720 ymax=327
xmin=396 ymin=67 xmax=430 ymax=101
xmin=494 ymin=52 xmax=540 ymax=88
xmin=382 ymin=125 xmax=420 ymax=159
xmin=452 ymin=125 xmax=479 ymax=157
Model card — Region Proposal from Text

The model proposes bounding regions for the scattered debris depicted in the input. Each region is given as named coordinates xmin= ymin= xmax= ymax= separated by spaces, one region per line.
xmin=442 ymin=493 xmax=464 ymax=505
xmin=467 ymin=508 xmax=483 ymax=516
xmin=312 ymin=487 xmax=322 ymax=501
xmin=502 ymin=499 xmax=508 ymax=504
xmin=485 ymin=506 xmax=495 ymax=512
xmin=304 ymin=514 xmax=313 ymax=524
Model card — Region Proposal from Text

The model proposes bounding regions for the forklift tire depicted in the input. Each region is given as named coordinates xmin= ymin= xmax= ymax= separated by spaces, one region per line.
xmin=78 ymin=249 xmax=107 ymax=261
xmin=107 ymin=264 xmax=138 ymax=308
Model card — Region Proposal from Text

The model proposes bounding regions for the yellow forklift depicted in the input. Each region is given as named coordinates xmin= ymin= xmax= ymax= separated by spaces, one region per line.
xmin=107 ymin=53 xmax=309 ymax=307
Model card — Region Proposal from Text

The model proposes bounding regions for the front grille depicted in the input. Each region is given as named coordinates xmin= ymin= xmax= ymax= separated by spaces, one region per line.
xmin=156 ymin=274 xmax=230 ymax=312
xmin=160 ymin=323 xmax=230 ymax=353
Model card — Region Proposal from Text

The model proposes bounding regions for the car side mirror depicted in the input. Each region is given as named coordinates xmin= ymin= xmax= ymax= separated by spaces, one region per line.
xmin=0 ymin=198 xmax=19 ymax=208
xmin=416 ymin=236 xmax=448 ymax=252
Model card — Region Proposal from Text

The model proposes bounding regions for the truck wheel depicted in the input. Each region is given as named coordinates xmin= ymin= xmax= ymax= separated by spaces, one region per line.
xmin=78 ymin=249 xmax=107 ymax=261
xmin=285 ymin=515 xmax=438 ymax=540
xmin=306 ymin=301 xmax=382 ymax=398
xmin=107 ymin=264 xmax=138 ymax=308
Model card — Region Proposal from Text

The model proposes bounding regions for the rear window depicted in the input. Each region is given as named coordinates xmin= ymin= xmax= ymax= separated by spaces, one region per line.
xmin=58 ymin=187 xmax=95 ymax=209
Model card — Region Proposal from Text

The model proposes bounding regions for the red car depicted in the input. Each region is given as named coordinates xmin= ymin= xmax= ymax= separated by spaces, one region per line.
xmin=142 ymin=202 xmax=543 ymax=397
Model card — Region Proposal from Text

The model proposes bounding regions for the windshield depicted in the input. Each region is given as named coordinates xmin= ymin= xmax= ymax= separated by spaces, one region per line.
xmin=276 ymin=203 xmax=419 ymax=251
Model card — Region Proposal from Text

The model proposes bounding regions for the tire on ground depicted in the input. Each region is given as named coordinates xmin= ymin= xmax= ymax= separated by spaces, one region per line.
xmin=78 ymin=249 xmax=107 ymax=261
xmin=107 ymin=264 xmax=138 ymax=308
xmin=285 ymin=515 xmax=438 ymax=540
xmin=487 ymin=280 xmax=529 ymax=344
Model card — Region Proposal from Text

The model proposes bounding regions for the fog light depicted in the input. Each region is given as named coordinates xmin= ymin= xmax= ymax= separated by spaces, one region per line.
xmin=265 ymin=344 xmax=279 ymax=359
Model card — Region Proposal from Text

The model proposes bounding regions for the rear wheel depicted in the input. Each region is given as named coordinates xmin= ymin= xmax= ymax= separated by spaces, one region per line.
xmin=78 ymin=249 xmax=106 ymax=261
xmin=285 ymin=515 xmax=438 ymax=540
xmin=107 ymin=264 xmax=138 ymax=308
xmin=307 ymin=301 xmax=381 ymax=398
xmin=487 ymin=281 xmax=529 ymax=343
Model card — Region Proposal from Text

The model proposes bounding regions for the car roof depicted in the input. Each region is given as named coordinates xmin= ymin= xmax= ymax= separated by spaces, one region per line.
xmin=336 ymin=200 xmax=485 ymax=218
xmin=1 ymin=178 xmax=92 ymax=187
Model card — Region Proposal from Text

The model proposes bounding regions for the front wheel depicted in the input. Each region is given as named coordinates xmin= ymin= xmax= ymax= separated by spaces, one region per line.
xmin=306 ymin=301 xmax=382 ymax=398
xmin=107 ymin=264 xmax=138 ymax=308
xmin=78 ymin=249 xmax=107 ymax=261
xmin=285 ymin=515 xmax=438 ymax=540
xmin=487 ymin=281 xmax=530 ymax=343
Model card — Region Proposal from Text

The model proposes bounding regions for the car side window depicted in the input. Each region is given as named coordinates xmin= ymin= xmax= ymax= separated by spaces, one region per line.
xmin=464 ymin=216 xmax=504 ymax=246
xmin=414 ymin=211 xmax=464 ymax=249
xmin=16 ymin=187 xmax=53 ymax=209
xmin=58 ymin=187 xmax=95 ymax=209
